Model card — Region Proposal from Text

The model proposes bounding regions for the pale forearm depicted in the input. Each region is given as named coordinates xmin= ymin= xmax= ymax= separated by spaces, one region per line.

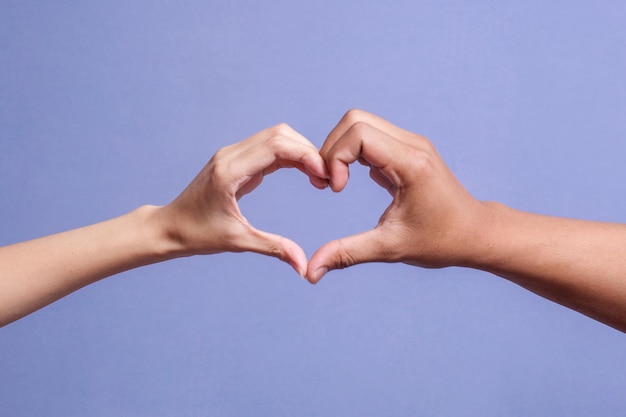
xmin=0 ymin=205 xmax=176 ymax=326
xmin=472 ymin=202 xmax=626 ymax=332
xmin=0 ymin=126 xmax=328 ymax=327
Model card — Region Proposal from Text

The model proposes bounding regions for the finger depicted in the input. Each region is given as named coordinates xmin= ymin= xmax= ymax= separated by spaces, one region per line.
xmin=235 ymin=172 xmax=264 ymax=200
xmin=226 ymin=135 xmax=329 ymax=195
xmin=305 ymin=228 xmax=387 ymax=283
xmin=324 ymin=122 xmax=405 ymax=192
xmin=320 ymin=109 xmax=417 ymax=159
xmin=237 ymin=224 xmax=308 ymax=277
xmin=220 ymin=123 xmax=322 ymax=164
xmin=309 ymin=175 xmax=329 ymax=190
xmin=234 ymin=160 xmax=328 ymax=200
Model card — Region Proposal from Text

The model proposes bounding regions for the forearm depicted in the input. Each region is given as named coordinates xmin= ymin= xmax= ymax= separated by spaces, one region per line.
xmin=0 ymin=126 xmax=327 ymax=326
xmin=471 ymin=202 xmax=626 ymax=332
xmin=0 ymin=205 xmax=177 ymax=326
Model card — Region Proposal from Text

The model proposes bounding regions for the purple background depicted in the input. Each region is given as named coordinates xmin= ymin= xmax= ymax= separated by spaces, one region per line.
xmin=2 ymin=1 xmax=626 ymax=416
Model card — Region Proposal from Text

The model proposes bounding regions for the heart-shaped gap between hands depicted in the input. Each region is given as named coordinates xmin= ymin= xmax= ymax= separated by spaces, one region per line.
xmin=165 ymin=109 xmax=480 ymax=286
xmin=238 ymin=157 xmax=391 ymax=279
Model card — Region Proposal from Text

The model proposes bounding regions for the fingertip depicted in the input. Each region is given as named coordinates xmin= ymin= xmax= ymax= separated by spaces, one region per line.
xmin=328 ymin=170 xmax=347 ymax=192
xmin=284 ymin=240 xmax=308 ymax=278
xmin=329 ymin=179 xmax=346 ymax=193
xmin=289 ymin=259 xmax=306 ymax=279
xmin=245 ymin=227 xmax=309 ymax=277
xmin=309 ymin=175 xmax=330 ymax=190
xmin=297 ymin=266 xmax=309 ymax=280
xmin=306 ymin=247 xmax=331 ymax=283
xmin=302 ymin=153 xmax=330 ymax=180
xmin=308 ymin=266 xmax=328 ymax=284
xmin=328 ymin=160 xmax=349 ymax=192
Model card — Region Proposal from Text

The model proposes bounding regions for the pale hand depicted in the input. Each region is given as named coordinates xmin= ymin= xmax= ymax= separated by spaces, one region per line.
xmin=153 ymin=123 xmax=329 ymax=276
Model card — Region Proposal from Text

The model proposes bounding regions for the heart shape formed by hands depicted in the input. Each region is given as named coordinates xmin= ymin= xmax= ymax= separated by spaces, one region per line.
xmin=165 ymin=109 xmax=482 ymax=286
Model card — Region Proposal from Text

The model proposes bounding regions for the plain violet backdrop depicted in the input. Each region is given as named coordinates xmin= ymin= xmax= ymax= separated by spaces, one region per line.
xmin=1 ymin=1 xmax=626 ymax=416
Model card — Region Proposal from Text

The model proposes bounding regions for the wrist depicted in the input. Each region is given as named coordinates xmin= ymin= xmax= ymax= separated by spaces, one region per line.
xmin=456 ymin=200 xmax=512 ymax=271
xmin=135 ymin=205 xmax=189 ymax=261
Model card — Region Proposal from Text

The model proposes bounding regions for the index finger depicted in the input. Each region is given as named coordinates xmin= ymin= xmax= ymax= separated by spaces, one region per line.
xmin=221 ymin=123 xmax=322 ymax=165
xmin=324 ymin=121 xmax=411 ymax=192
xmin=320 ymin=109 xmax=419 ymax=159
xmin=229 ymin=134 xmax=329 ymax=193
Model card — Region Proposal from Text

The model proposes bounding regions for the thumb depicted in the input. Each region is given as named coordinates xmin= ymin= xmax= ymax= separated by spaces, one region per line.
xmin=306 ymin=229 xmax=385 ymax=284
xmin=237 ymin=225 xmax=308 ymax=278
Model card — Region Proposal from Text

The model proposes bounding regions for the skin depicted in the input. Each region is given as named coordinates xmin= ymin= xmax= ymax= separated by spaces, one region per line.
xmin=3 ymin=110 xmax=625 ymax=332
xmin=306 ymin=109 xmax=626 ymax=333
xmin=0 ymin=124 xmax=328 ymax=327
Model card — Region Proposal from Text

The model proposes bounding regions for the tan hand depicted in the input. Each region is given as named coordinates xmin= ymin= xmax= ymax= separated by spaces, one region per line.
xmin=156 ymin=124 xmax=328 ymax=276
xmin=306 ymin=109 xmax=487 ymax=283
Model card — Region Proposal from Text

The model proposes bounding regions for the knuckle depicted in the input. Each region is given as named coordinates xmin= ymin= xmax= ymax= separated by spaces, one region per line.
xmin=209 ymin=158 xmax=231 ymax=186
xmin=270 ymin=122 xmax=293 ymax=137
xmin=417 ymin=134 xmax=437 ymax=153
xmin=345 ymin=121 xmax=372 ymax=143
xmin=346 ymin=120 xmax=371 ymax=138
xmin=211 ymin=146 xmax=229 ymax=162
xmin=342 ymin=108 xmax=366 ymax=125
xmin=336 ymin=253 xmax=355 ymax=269
xmin=240 ymin=226 xmax=289 ymax=261
xmin=266 ymin=132 xmax=286 ymax=145
xmin=412 ymin=149 xmax=436 ymax=175
xmin=334 ymin=240 xmax=356 ymax=269
xmin=405 ymin=129 xmax=436 ymax=152
xmin=266 ymin=241 xmax=286 ymax=260
xmin=265 ymin=134 xmax=288 ymax=152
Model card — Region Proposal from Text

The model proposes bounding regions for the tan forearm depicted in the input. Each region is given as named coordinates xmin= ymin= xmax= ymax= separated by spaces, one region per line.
xmin=0 ymin=205 xmax=174 ymax=326
xmin=472 ymin=202 xmax=626 ymax=332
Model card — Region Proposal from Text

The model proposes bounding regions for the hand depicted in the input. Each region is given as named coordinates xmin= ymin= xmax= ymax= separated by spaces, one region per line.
xmin=306 ymin=109 xmax=489 ymax=283
xmin=154 ymin=124 xmax=328 ymax=276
